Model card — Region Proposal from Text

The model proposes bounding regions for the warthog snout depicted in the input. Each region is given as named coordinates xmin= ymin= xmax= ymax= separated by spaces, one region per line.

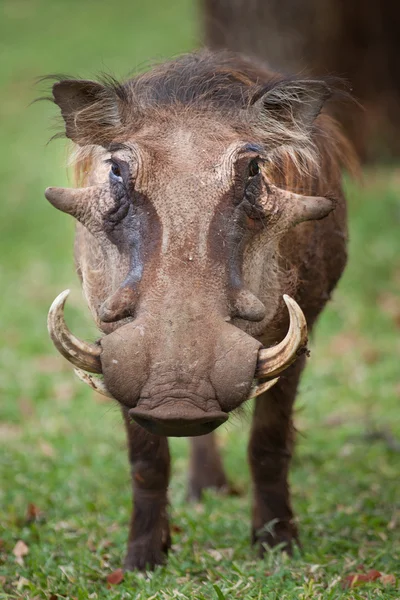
xmin=96 ymin=313 xmax=262 ymax=436
xmin=48 ymin=291 xmax=307 ymax=436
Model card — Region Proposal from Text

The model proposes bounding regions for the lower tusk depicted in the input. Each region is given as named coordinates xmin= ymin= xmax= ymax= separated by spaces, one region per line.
xmin=74 ymin=368 xmax=114 ymax=399
xmin=248 ymin=377 xmax=280 ymax=399
xmin=48 ymin=289 xmax=102 ymax=373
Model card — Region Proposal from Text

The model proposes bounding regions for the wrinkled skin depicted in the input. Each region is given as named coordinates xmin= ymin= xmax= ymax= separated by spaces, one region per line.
xmin=45 ymin=51 xmax=351 ymax=570
xmin=84 ymin=126 xmax=266 ymax=433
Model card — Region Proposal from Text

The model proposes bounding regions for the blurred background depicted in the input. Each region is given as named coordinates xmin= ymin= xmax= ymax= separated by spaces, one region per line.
xmin=0 ymin=1 xmax=399 ymax=597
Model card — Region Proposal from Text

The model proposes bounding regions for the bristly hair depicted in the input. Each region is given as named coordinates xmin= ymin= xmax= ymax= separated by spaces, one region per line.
xmin=42 ymin=49 xmax=357 ymax=185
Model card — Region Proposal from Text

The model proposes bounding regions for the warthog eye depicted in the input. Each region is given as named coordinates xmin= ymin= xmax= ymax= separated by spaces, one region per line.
xmin=248 ymin=158 xmax=260 ymax=178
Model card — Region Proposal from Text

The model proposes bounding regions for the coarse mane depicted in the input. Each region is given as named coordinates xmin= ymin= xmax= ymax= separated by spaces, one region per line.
xmin=45 ymin=49 xmax=357 ymax=192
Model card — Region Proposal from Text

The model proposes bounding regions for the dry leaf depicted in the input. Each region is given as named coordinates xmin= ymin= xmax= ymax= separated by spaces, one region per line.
xmin=207 ymin=548 xmax=233 ymax=561
xmin=380 ymin=574 xmax=396 ymax=586
xmin=39 ymin=440 xmax=56 ymax=458
xmin=13 ymin=540 xmax=29 ymax=565
xmin=365 ymin=569 xmax=382 ymax=581
xmin=361 ymin=347 xmax=380 ymax=364
xmin=342 ymin=569 xmax=381 ymax=589
xmin=106 ymin=569 xmax=124 ymax=586
xmin=16 ymin=576 xmax=31 ymax=590
xmin=18 ymin=396 xmax=35 ymax=417
xmin=207 ymin=549 xmax=223 ymax=561
xmin=26 ymin=503 xmax=42 ymax=523
xmin=378 ymin=292 xmax=400 ymax=328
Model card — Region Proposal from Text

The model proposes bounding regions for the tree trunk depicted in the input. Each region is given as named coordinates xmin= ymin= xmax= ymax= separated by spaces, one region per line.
xmin=202 ymin=0 xmax=400 ymax=161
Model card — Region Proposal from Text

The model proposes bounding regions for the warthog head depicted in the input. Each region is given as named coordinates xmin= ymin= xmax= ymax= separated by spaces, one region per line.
xmin=45 ymin=51 xmax=334 ymax=436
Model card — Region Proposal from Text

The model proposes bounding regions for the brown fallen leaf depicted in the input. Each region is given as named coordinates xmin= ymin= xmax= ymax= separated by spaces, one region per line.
xmin=342 ymin=569 xmax=381 ymax=589
xmin=378 ymin=292 xmax=400 ymax=328
xmin=13 ymin=540 xmax=29 ymax=565
xmin=106 ymin=569 xmax=124 ymax=586
xmin=380 ymin=574 xmax=396 ymax=586
xmin=39 ymin=440 xmax=56 ymax=458
xmin=26 ymin=503 xmax=42 ymax=523
xmin=18 ymin=396 xmax=35 ymax=418
xmin=361 ymin=346 xmax=380 ymax=365
xmin=365 ymin=569 xmax=382 ymax=581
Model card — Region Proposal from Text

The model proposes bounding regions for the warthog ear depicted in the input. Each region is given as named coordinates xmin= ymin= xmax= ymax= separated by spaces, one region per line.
xmin=250 ymin=79 xmax=331 ymax=143
xmin=52 ymin=78 xmax=127 ymax=146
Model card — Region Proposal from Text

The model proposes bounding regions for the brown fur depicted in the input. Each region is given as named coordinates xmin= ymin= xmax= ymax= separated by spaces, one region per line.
xmin=46 ymin=50 xmax=356 ymax=569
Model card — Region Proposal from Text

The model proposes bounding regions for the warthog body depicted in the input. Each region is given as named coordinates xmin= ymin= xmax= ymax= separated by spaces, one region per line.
xmin=45 ymin=50 xmax=354 ymax=570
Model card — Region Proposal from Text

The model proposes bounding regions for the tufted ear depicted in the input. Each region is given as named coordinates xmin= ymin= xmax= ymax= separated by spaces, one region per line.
xmin=250 ymin=79 xmax=331 ymax=144
xmin=52 ymin=79 xmax=126 ymax=146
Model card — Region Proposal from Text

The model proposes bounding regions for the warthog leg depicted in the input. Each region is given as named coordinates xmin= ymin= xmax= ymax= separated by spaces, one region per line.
xmin=248 ymin=355 xmax=306 ymax=555
xmin=122 ymin=410 xmax=171 ymax=571
xmin=187 ymin=432 xmax=229 ymax=501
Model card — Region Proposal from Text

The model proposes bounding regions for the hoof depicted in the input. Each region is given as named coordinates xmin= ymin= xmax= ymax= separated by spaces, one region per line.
xmin=124 ymin=530 xmax=171 ymax=572
xmin=187 ymin=481 xmax=240 ymax=502
xmin=252 ymin=521 xmax=299 ymax=557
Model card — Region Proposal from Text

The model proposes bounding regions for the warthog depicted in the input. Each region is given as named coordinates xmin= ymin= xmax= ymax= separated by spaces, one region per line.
xmin=45 ymin=50 xmax=354 ymax=570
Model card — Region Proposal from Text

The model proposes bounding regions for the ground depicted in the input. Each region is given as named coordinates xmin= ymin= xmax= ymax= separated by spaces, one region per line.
xmin=0 ymin=1 xmax=399 ymax=599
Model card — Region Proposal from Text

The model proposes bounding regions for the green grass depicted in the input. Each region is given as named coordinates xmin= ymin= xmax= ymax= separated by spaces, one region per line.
xmin=1 ymin=1 xmax=400 ymax=598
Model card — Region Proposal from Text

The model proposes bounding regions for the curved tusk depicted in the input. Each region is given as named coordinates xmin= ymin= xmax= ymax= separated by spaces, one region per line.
xmin=47 ymin=289 xmax=102 ymax=374
xmin=248 ymin=376 xmax=280 ymax=399
xmin=255 ymin=295 xmax=308 ymax=379
xmin=74 ymin=368 xmax=114 ymax=399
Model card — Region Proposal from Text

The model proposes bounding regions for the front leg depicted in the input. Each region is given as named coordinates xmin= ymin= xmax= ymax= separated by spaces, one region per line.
xmin=123 ymin=410 xmax=171 ymax=571
xmin=248 ymin=357 xmax=305 ymax=556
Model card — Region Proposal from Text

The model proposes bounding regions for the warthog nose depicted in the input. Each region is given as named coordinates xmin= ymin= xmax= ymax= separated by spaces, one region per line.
xmin=129 ymin=403 xmax=228 ymax=437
